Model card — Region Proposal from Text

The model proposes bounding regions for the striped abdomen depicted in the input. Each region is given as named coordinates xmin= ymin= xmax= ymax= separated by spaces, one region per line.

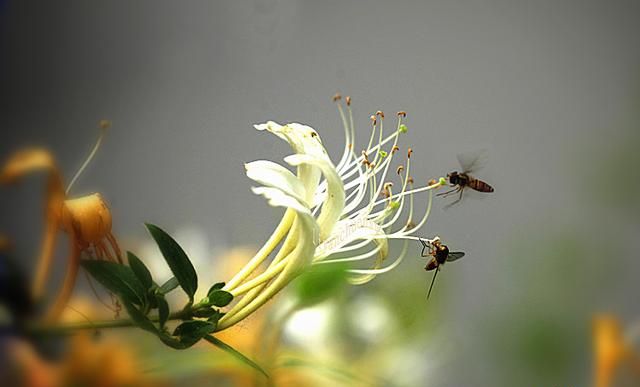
xmin=468 ymin=177 xmax=494 ymax=193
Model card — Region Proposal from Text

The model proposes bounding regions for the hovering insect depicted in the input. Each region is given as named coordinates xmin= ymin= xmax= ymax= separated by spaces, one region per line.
xmin=438 ymin=150 xmax=494 ymax=207
xmin=419 ymin=237 xmax=466 ymax=299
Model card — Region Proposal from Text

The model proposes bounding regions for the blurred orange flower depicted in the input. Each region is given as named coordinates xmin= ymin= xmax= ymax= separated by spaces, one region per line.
xmin=1 ymin=333 xmax=159 ymax=387
xmin=593 ymin=314 xmax=640 ymax=387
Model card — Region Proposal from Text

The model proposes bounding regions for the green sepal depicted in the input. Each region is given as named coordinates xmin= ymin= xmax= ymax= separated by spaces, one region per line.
xmin=207 ymin=282 xmax=225 ymax=295
xmin=207 ymin=290 xmax=233 ymax=307
xmin=207 ymin=310 xmax=225 ymax=326
xmin=192 ymin=307 xmax=219 ymax=318
xmin=173 ymin=320 xmax=217 ymax=348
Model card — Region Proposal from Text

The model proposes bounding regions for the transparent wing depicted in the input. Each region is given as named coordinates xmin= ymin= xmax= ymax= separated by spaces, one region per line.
xmin=456 ymin=149 xmax=488 ymax=173
xmin=446 ymin=251 xmax=466 ymax=262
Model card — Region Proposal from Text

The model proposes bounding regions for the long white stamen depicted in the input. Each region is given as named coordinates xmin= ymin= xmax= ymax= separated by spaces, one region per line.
xmin=347 ymin=239 xmax=408 ymax=275
xmin=334 ymin=96 xmax=352 ymax=173
xmin=316 ymin=243 xmax=382 ymax=264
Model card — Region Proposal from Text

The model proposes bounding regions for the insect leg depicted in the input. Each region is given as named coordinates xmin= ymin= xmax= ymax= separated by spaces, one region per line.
xmin=427 ymin=266 xmax=440 ymax=299
xmin=436 ymin=187 xmax=458 ymax=197
xmin=419 ymin=237 xmax=430 ymax=257
xmin=445 ymin=188 xmax=465 ymax=209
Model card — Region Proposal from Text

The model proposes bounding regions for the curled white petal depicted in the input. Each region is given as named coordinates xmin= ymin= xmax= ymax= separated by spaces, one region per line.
xmin=285 ymin=153 xmax=345 ymax=241
xmin=245 ymin=160 xmax=307 ymax=205
xmin=254 ymin=121 xmax=330 ymax=204
xmin=250 ymin=186 xmax=310 ymax=216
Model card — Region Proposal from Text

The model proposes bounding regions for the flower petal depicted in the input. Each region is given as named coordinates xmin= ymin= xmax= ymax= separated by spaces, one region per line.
xmin=254 ymin=121 xmax=329 ymax=161
xmin=245 ymin=160 xmax=307 ymax=205
xmin=251 ymin=186 xmax=310 ymax=216
xmin=285 ymin=154 xmax=345 ymax=241
xmin=254 ymin=121 xmax=330 ymax=204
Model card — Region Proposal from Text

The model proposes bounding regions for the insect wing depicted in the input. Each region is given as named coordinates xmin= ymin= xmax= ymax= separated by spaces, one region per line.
xmin=446 ymin=251 xmax=466 ymax=262
xmin=456 ymin=149 xmax=488 ymax=174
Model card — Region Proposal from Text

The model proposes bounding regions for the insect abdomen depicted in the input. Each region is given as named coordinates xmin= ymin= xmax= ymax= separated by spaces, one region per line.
xmin=425 ymin=259 xmax=438 ymax=271
xmin=468 ymin=178 xmax=494 ymax=193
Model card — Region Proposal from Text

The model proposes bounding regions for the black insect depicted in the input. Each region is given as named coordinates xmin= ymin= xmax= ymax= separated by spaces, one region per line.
xmin=419 ymin=237 xmax=466 ymax=299
xmin=438 ymin=151 xmax=494 ymax=207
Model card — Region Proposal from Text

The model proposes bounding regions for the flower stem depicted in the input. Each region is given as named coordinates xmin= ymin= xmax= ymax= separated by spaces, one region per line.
xmin=25 ymin=309 xmax=192 ymax=337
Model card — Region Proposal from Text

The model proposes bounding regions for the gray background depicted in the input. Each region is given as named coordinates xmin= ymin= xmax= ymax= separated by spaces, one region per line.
xmin=2 ymin=1 xmax=640 ymax=386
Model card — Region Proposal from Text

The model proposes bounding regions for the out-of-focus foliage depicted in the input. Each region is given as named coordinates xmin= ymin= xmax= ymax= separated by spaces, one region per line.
xmin=293 ymin=262 xmax=348 ymax=308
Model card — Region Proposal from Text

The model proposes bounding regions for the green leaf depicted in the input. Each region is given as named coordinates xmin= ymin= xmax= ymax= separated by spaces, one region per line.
xmin=145 ymin=223 xmax=198 ymax=300
xmin=156 ymin=294 xmax=170 ymax=328
xmin=207 ymin=311 xmax=225 ymax=326
xmin=204 ymin=335 xmax=268 ymax=378
xmin=293 ymin=263 xmax=348 ymax=308
xmin=158 ymin=333 xmax=190 ymax=350
xmin=173 ymin=320 xmax=216 ymax=337
xmin=192 ymin=307 xmax=219 ymax=318
xmin=81 ymin=260 xmax=146 ymax=306
xmin=207 ymin=282 xmax=225 ymax=295
xmin=207 ymin=290 xmax=233 ymax=307
xmin=122 ymin=299 xmax=157 ymax=334
xmin=127 ymin=251 xmax=153 ymax=290
xmin=158 ymin=277 xmax=179 ymax=294
xmin=173 ymin=320 xmax=217 ymax=347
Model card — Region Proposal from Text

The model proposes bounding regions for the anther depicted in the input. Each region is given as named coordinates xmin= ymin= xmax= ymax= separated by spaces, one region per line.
xmin=396 ymin=165 xmax=404 ymax=175
xmin=376 ymin=110 xmax=385 ymax=119
xmin=408 ymin=176 xmax=414 ymax=185
xmin=333 ymin=93 xmax=342 ymax=102
xmin=345 ymin=96 xmax=351 ymax=106
xmin=99 ymin=120 xmax=112 ymax=130
xmin=428 ymin=179 xmax=437 ymax=186
xmin=407 ymin=148 xmax=413 ymax=159
xmin=370 ymin=115 xmax=377 ymax=125
xmin=397 ymin=111 xmax=407 ymax=117
xmin=392 ymin=145 xmax=400 ymax=153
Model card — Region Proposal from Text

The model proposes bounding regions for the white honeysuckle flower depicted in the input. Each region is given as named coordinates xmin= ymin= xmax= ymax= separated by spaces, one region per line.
xmin=217 ymin=95 xmax=445 ymax=330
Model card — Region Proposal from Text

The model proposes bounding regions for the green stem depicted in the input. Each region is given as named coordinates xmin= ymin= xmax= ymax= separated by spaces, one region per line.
xmin=26 ymin=307 xmax=195 ymax=337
